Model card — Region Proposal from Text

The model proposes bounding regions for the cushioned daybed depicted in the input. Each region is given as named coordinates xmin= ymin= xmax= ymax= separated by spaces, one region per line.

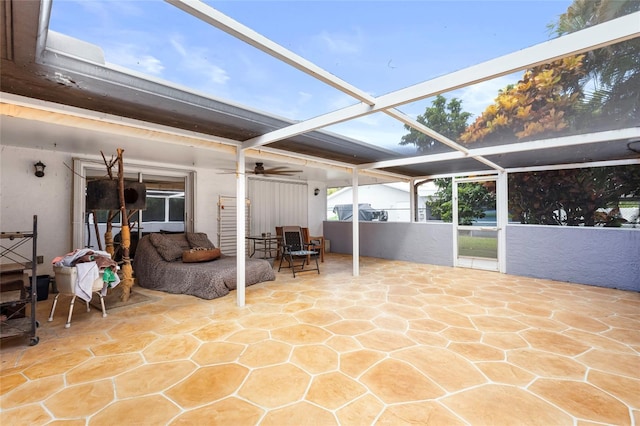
xmin=133 ymin=232 xmax=276 ymax=300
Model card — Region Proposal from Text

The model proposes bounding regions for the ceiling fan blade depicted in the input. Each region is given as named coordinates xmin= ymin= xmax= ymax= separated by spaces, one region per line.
xmin=216 ymin=167 xmax=251 ymax=175
xmin=265 ymin=167 xmax=302 ymax=174
xmin=265 ymin=170 xmax=303 ymax=176
xmin=219 ymin=163 xmax=302 ymax=176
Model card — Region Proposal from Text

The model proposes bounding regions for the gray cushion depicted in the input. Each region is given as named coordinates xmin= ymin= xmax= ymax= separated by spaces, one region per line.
xmin=162 ymin=233 xmax=190 ymax=251
xmin=186 ymin=232 xmax=216 ymax=249
xmin=149 ymin=233 xmax=184 ymax=262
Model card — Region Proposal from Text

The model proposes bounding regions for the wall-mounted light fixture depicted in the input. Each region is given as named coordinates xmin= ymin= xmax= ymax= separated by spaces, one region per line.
xmin=314 ymin=188 xmax=320 ymax=196
xmin=34 ymin=161 xmax=46 ymax=178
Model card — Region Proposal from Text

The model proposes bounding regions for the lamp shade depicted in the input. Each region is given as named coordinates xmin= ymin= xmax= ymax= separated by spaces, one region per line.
xmin=34 ymin=161 xmax=46 ymax=177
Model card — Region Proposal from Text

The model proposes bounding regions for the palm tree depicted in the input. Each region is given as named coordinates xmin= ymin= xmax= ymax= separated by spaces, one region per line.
xmin=548 ymin=0 xmax=640 ymax=129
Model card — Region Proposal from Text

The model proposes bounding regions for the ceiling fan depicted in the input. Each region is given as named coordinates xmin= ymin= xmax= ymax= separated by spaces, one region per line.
xmin=219 ymin=162 xmax=303 ymax=176
xmin=251 ymin=162 xmax=302 ymax=176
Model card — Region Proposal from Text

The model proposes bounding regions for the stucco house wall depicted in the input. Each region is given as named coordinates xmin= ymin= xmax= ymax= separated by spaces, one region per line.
xmin=324 ymin=221 xmax=454 ymax=266
xmin=0 ymin=144 xmax=322 ymax=277
xmin=506 ymin=225 xmax=639 ymax=291
xmin=324 ymin=221 xmax=639 ymax=291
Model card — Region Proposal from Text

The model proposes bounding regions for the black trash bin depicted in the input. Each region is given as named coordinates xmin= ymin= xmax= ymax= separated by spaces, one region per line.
xmin=29 ymin=275 xmax=50 ymax=301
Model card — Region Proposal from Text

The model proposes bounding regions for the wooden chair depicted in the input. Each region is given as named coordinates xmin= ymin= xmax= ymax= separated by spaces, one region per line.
xmin=275 ymin=227 xmax=283 ymax=260
xmin=301 ymin=227 xmax=325 ymax=264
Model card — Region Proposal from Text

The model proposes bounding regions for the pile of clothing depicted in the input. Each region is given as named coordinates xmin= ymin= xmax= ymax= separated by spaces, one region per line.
xmin=52 ymin=249 xmax=120 ymax=301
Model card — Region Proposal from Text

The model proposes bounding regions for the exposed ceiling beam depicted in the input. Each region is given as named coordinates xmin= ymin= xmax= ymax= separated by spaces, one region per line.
xmin=464 ymin=128 xmax=640 ymax=158
xmin=506 ymin=158 xmax=640 ymax=173
xmin=1 ymin=92 xmax=408 ymax=183
xmin=383 ymin=109 xmax=505 ymax=172
xmin=239 ymin=12 xmax=639 ymax=149
xmin=245 ymin=146 xmax=410 ymax=182
xmin=405 ymin=157 xmax=640 ymax=181
xmin=0 ymin=93 xmax=240 ymax=153
xmin=358 ymin=128 xmax=640 ymax=170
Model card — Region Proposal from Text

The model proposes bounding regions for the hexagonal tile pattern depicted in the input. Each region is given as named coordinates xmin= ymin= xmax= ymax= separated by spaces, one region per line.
xmin=44 ymin=380 xmax=114 ymax=418
xmin=442 ymin=384 xmax=572 ymax=425
xmin=520 ymin=329 xmax=591 ymax=356
xmin=306 ymin=372 xmax=367 ymax=409
xmin=65 ymin=353 xmax=143 ymax=385
xmin=165 ymin=364 xmax=248 ymax=408
xmin=508 ymin=349 xmax=587 ymax=379
xmin=361 ymin=359 xmax=444 ymax=403
xmin=393 ymin=347 xmax=486 ymax=392
xmin=0 ymin=254 xmax=637 ymax=425
xmin=90 ymin=332 xmax=158 ymax=356
xmin=115 ymin=360 xmax=196 ymax=398
xmin=2 ymin=375 xmax=65 ymax=408
xmin=261 ymin=401 xmax=337 ymax=425
xmin=23 ymin=350 xmax=93 ymax=380
xmin=238 ymin=364 xmax=310 ymax=408
xmin=291 ymin=344 xmax=338 ymax=374
xmin=0 ymin=404 xmax=51 ymax=425
xmin=0 ymin=373 xmax=27 ymax=395
xmin=239 ymin=340 xmax=291 ymax=367
xmin=171 ymin=397 xmax=264 ymax=425
xmin=89 ymin=395 xmax=180 ymax=425
xmin=271 ymin=324 xmax=331 ymax=344
xmin=377 ymin=401 xmax=466 ymax=425
xmin=340 ymin=349 xmax=385 ymax=378
xmin=191 ymin=341 xmax=245 ymax=365
xmin=142 ymin=334 xmax=200 ymax=362
xmin=529 ymin=379 xmax=631 ymax=424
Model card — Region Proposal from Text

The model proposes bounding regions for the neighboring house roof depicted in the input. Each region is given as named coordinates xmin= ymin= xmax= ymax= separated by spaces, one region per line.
xmin=327 ymin=183 xmax=436 ymax=215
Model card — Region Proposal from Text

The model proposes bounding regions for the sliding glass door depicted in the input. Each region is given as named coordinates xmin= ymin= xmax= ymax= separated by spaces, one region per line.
xmin=72 ymin=158 xmax=194 ymax=258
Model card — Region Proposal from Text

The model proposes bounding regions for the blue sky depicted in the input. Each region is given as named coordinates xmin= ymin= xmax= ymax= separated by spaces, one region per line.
xmin=49 ymin=0 xmax=573 ymax=153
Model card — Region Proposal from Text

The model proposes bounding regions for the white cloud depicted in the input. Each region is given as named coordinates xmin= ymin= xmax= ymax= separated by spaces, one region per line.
xmin=327 ymin=93 xmax=360 ymax=111
xmin=314 ymin=28 xmax=364 ymax=55
xmin=104 ymin=44 xmax=164 ymax=76
xmin=169 ymin=37 xmax=187 ymax=57
xmin=135 ymin=55 xmax=164 ymax=76
xmin=75 ymin=0 xmax=143 ymax=26
xmin=297 ymin=91 xmax=313 ymax=105
xmin=237 ymin=52 xmax=269 ymax=84
xmin=326 ymin=115 xmax=409 ymax=153
xmin=170 ymin=35 xmax=229 ymax=85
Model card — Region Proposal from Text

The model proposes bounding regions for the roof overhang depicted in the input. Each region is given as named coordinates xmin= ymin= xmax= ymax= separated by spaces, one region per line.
xmin=1 ymin=0 xmax=639 ymax=183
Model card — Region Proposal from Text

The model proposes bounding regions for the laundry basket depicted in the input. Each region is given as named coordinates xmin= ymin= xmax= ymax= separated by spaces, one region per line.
xmin=49 ymin=265 xmax=107 ymax=328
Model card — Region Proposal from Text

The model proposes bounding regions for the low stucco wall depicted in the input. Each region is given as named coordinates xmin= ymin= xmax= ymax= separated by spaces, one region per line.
xmin=324 ymin=221 xmax=639 ymax=292
xmin=506 ymin=225 xmax=639 ymax=291
xmin=323 ymin=221 xmax=453 ymax=267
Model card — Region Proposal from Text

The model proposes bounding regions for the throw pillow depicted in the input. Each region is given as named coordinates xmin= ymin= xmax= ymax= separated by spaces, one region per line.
xmin=149 ymin=233 xmax=184 ymax=262
xmin=186 ymin=232 xmax=216 ymax=249
xmin=182 ymin=247 xmax=221 ymax=263
xmin=163 ymin=233 xmax=190 ymax=251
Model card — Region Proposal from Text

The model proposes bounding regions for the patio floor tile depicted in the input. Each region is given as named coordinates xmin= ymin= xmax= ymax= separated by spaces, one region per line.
xmin=1 ymin=253 xmax=638 ymax=425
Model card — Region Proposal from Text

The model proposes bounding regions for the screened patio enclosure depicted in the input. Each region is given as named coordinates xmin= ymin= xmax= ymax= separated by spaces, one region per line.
xmin=1 ymin=1 xmax=639 ymax=303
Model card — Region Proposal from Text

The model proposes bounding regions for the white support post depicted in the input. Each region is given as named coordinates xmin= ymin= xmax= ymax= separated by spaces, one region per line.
xmin=410 ymin=179 xmax=416 ymax=223
xmin=236 ymin=149 xmax=246 ymax=307
xmin=452 ymin=176 xmax=459 ymax=267
xmin=497 ymin=171 xmax=508 ymax=273
xmin=352 ymin=168 xmax=359 ymax=276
